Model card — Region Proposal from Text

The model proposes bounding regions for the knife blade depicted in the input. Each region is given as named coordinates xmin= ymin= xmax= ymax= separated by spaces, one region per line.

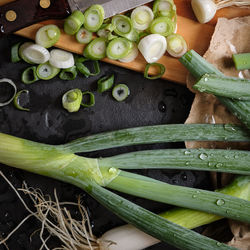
xmin=0 ymin=0 xmax=153 ymax=37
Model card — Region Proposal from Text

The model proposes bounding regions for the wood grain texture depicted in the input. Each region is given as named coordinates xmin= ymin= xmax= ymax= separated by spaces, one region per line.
xmin=2 ymin=0 xmax=250 ymax=84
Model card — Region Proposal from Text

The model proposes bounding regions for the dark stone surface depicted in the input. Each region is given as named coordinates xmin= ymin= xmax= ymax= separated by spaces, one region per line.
xmin=0 ymin=35 xmax=212 ymax=250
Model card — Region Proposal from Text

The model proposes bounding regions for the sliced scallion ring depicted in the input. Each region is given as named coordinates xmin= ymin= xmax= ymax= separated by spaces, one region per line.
xmin=107 ymin=32 xmax=118 ymax=41
xmin=131 ymin=6 xmax=154 ymax=31
xmin=49 ymin=49 xmax=74 ymax=69
xmin=22 ymin=43 xmax=50 ymax=64
xmin=166 ymin=34 xmax=187 ymax=58
xmin=0 ymin=78 xmax=17 ymax=107
xmin=150 ymin=16 xmax=174 ymax=36
xmin=81 ymin=91 xmax=95 ymax=107
xmin=122 ymin=29 xmax=139 ymax=42
xmin=144 ymin=62 xmax=166 ymax=80
xmin=22 ymin=66 xmax=39 ymax=84
xmin=76 ymin=60 xmax=100 ymax=77
xmin=19 ymin=42 xmax=36 ymax=64
xmin=106 ymin=37 xmax=133 ymax=60
xmin=84 ymin=4 xmax=105 ymax=32
xmin=97 ymin=23 xmax=114 ymax=38
xmin=64 ymin=10 xmax=85 ymax=35
xmin=112 ymin=15 xmax=133 ymax=36
xmin=62 ymin=89 xmax=83 ymax=113
xmin=97 ymin=74 xmax=114 ymax=93
xmin=112 ymin=84 xmax=130 ymax=102
xmin=138 ymin=34 xmax=167 ymax=63
xmin=59 ymin=66 xmax=77 ymax=80
xmin=11 ymin=42 xmax=21 ymax=63
xmin=76 ymin=27 xmax=93 ymax=44
xmin=153 ymin=0 xmax=176 ymax=19
xmin=83 ymin=37 xmax=107 ymax=60
xmin=36 ymin=62 xmax=60 ymax=80
xmin=35 ymin=24 xmax=61 ymax=48
xmin=13 ymin=90 xmax=30 ymax=111
xmin=119 ymin=43 xmax=139 ymax=63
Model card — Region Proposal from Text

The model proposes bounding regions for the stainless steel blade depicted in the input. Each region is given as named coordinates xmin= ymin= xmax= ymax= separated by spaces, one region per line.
xmin=68 ymin=0 xmax=153 ymax=18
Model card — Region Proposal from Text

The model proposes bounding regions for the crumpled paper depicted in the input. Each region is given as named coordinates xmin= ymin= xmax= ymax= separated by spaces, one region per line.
xmin=184 ymin=16 xmax=250 ymax=249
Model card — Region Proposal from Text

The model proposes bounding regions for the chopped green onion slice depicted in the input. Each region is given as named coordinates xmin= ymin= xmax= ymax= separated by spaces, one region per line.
xmin=112 ymin=15 xmax=133 ymax=36
xmin=62 ymin=88 xmax=83 ymax=113
xmin=97 ymin=23 xmax=114 ymax=38
xmin=166 ymin=34 xmax=187 ymax=58
xmin=19 ymin=42 xmax=36 ymax=64
xmin=75 ymin=27 xmax=93 ymax=44
xmin=11 ymin=42 xmax=21 ymax=63
xmin=64 ymin=10 xmax=85 ymax=35
xmin=0 ymin=78 xmax=17 ymax=107
xmin=106 ymin=37 xmax=133 ymax=60
xmin=121 ymin=29 xmax=139 ymax=42
xmin=36 ymin=62 xmax=60 ymax=80
xmin=112 ymin=84 xmax=130 ymax=101
xmin=22 ymin=66 xmax=39 ymax=84
xmin=49 ymin=49 xmax=74 ymax=69
xmin=131 ymin=6 xmax=154 ymax=31
xmin=35 ymin=24 xmax=61 ymax=48
xmin=119 ymin=43 xmax=139 ymax=63
xmin=138 ymin=34 xmax=167 ymax=63
xmin=13 ymin=90 xmax=30 ymax=111
xmin=81 ymin=91 xmax=95 ymax=107
xmin=83 ymin=37 xmax=107 ymax=60
xmin=22 ymin=43 xmax=50 ymax=64
xmin=84 ymin=4 xmax=105 ymax=32
xmin=59 ymin=66 xmax=77 ymax=80
xmin=97 ymin=74 xmax=115 ymax=93
xmin=144 ymin=63 xmax=166 ymax=80
xmin=150 ymin=16 xmax=174 ymax=36
xmin=153 ymin=0 xmax=176 ymax=19
xmin=107 ymin=32 xmax=118 ymax=41
xmin=76 ymin=60 xmax=100 ymax=77
xmin=232 ymin=53 xmax=250 ymax=70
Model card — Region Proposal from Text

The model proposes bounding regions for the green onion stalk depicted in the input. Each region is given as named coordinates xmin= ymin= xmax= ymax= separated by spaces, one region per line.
xmin=0 ymin=124 xmax=250 ymax=250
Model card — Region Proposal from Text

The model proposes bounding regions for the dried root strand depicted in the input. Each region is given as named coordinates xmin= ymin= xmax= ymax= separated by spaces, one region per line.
xmin=214 ymin=0 xmax=250 ymax=9
xmin=0 ymin=171 xmax=99 ymax=250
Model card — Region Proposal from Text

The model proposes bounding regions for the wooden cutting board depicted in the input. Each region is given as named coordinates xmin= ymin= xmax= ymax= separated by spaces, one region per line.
xmin=1 ymin=0 xmax=250 ymax=84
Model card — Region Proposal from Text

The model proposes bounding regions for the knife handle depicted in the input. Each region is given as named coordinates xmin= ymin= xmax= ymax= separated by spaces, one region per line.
xmin=0 ymin=0 xmax=71 ymax=37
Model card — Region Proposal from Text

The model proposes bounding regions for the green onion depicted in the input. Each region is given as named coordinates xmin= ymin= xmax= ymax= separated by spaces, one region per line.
xmin=97 ymin=23 xmax=114 ymax=38
xmin=107 ymin=32 xmax=118 ymax=41
xmin=84 ymin=5 xmax=104 ymax=32
xmin=36 ymin=62 xmax=60 ymax=80
xmin=0 ymin=132 xmax=246 ymax=250
xmin=193 ymin=73 xmax=250 ymax=100
xmin=59 ymin=66 xmax=77 ymax=80
xmin=112 ymin=15 xmax=133 ymax=37
xmin=76 ymin=60 xmax=100 ymax=77
xmin=19 ymin=42 xmax=36 ymax=64
xmin=106 ymin=38 xmax=133 ymax=60
xmin=166 ymin=34 xmax=187 ymax=58
xmin=112 ymin=84 xmax=130 ymax=101
xmin=22 ymin=66 xmax=39 ymax=84
xmin=97 ymin=74 xmax=115 ymax=93
xmin=35 ymin=24 xmax=61 ymax=48
xmin=0 ymin=78 xmax=17 ymax=107
xmin=121 ymin=28 xmax=140 ymax=43
xmin=81 ymin=91 xmax=95 ymax=107
xmin=144 ymin=63 xmax=166 ymax=79
xmin=13 ymin=90 xmax=30 ymax=112
xmin=99 ymin=148 xmax=250 ymax=175
xmin=119 ymin=43 xmax=139 ymax=63
xmin=75 ymin=27 xmax=93 ymax=44
xmin=179 ymin=50 xmax=250 ymax=129
xmin=64 ymin=10 xmax=85 ymax=35
xmin=153 ymin=0 xmax=176 ymax=19
xmin=150 ymin=16 xmax=174 ymax=36
xmin=49 ymin=49 xmax=74 ymax=69
xmin=11 ymin=42 xmax=21 ymax=63
xmin=61 ymin=123 xmax=250 ymax=153
xmin=131 ymin=6 xmax=154 ymax=31
xmin=62 ymin=89 xmax=83 ymax=113
xmin=232 ymin=53 xmax=250 ymax=70
xmin=83 ymin=37 xmax=107 ymax=60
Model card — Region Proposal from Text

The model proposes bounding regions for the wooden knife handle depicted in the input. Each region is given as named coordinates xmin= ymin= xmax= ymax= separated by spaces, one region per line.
xmin=0 ymin=0 xmax=71 ymax=37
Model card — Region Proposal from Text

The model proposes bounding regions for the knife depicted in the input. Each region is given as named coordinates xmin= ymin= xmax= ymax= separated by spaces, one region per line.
xmin=0 ymin=0 xmax=153 ymax=37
